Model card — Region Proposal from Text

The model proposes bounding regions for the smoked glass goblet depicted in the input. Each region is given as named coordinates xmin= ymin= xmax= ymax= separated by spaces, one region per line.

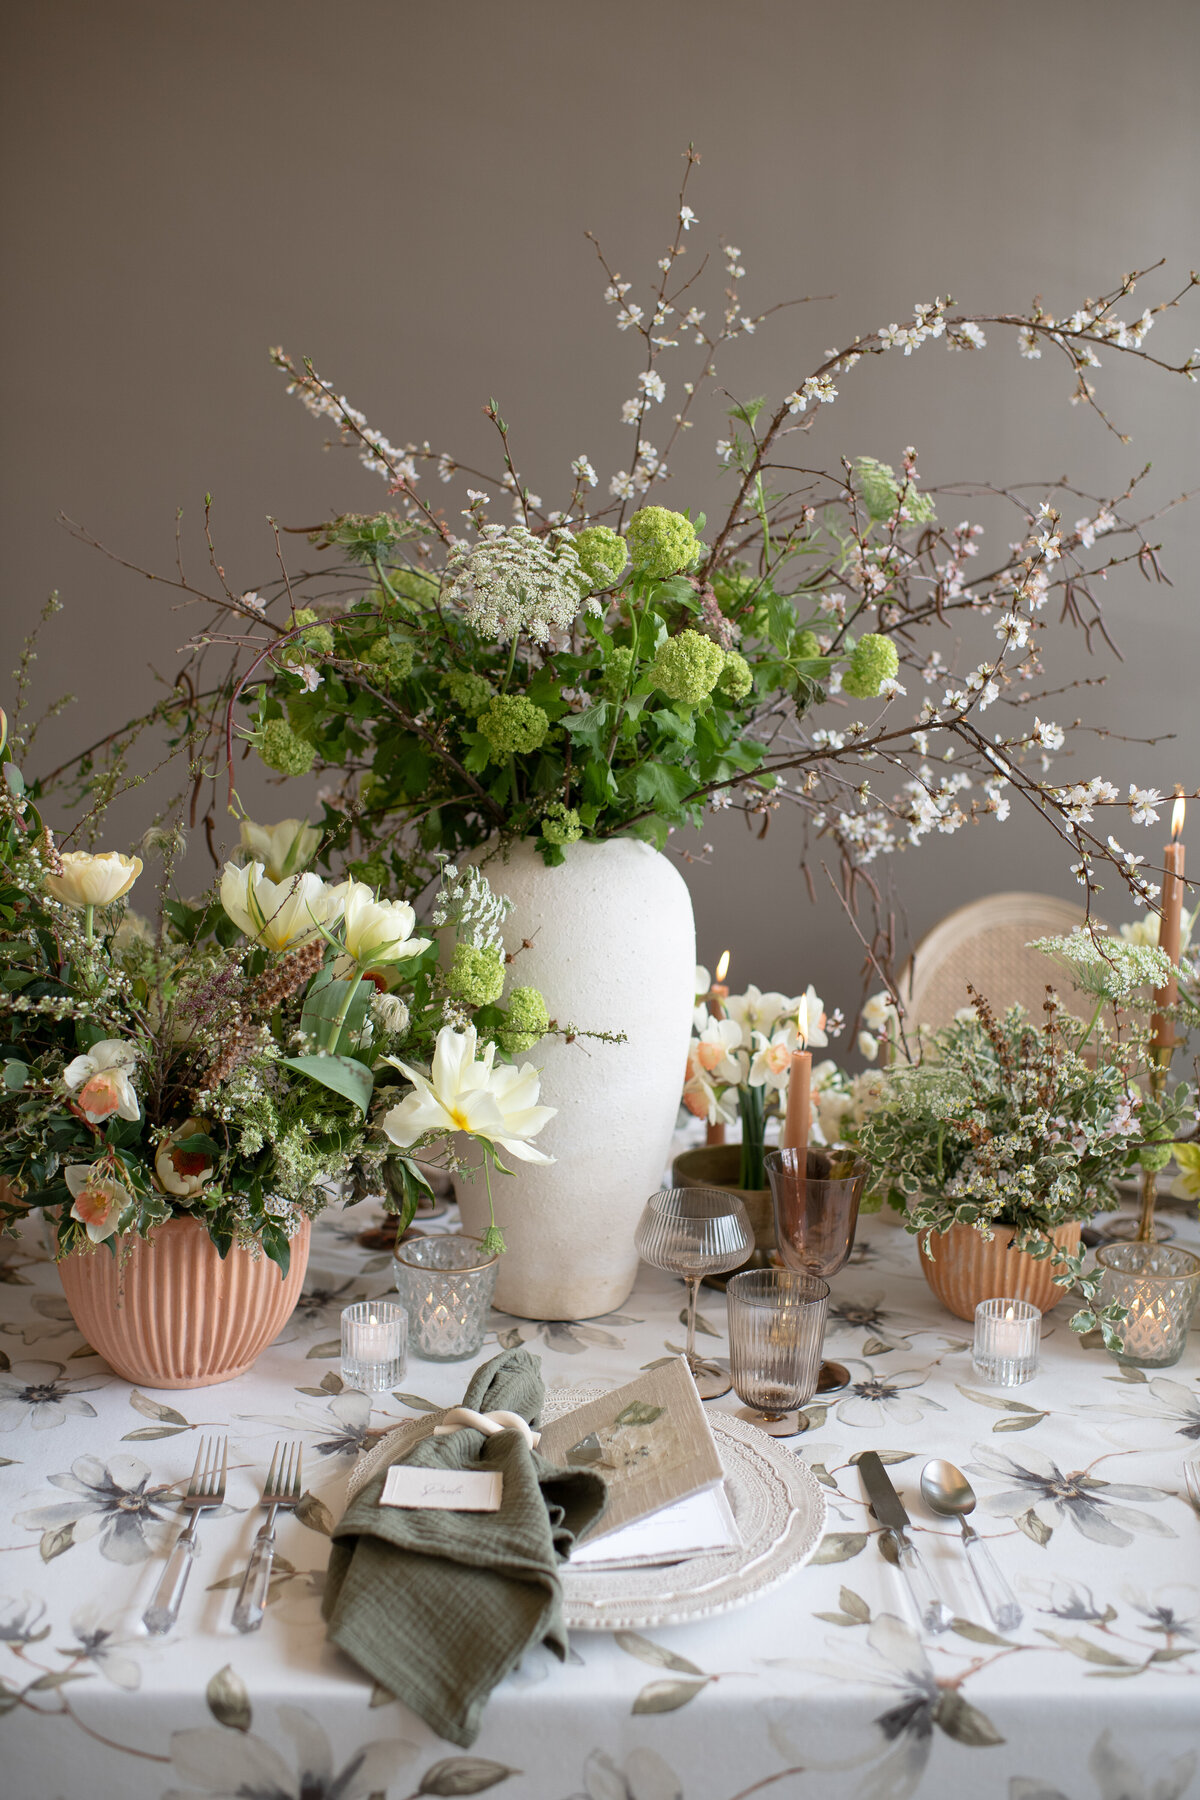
xmin=765 ymin=1147 xmax=868 ymax=1394
xmin=635 ymin=1187 xmax=754 ymax=1400
xmin=727 ymin=1267 xmax=830 ymax=1436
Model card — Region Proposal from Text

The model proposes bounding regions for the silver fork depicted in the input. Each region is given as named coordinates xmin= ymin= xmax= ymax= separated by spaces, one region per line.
xmin=232 ymin=1441 xmax=303 ymax=1634
xmin=1185 ymin=1457 xmax=1200 ymax=1518
xmin=143 ymin=1436 xmax=227 ymax=1635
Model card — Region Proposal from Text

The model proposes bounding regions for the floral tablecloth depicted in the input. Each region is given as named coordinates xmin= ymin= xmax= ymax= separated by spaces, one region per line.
xmin=2 ymin=1191 xmax=1198 ymax=1800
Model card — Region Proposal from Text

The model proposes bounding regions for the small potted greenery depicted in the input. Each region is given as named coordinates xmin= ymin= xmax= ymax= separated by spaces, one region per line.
xmin=856 ymin=982 xmax=1189 ymax=1337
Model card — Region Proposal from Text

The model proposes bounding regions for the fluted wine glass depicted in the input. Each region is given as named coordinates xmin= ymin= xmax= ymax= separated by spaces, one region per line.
xmin=727 ymin=1267 xmax=830 ymax=1436
xmin=765 ymin=1147 xmax=868 ymax=1393
xmin=635 ymin=1187 xmax=754 ymax=1400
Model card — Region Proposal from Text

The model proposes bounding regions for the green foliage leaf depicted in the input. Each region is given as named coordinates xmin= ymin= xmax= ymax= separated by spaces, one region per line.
xmin=282 ymin=1054 xmax=373 ymax=1115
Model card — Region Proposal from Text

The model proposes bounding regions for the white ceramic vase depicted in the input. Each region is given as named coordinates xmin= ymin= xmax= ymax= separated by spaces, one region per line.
xmin=454 ymin=837 xmax=696 ymax=1320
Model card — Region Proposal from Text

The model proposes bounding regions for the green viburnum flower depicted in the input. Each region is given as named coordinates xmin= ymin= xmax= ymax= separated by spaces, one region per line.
xmin=853 ymin=457 xmax=936 ymax=526
xmin=389 ymin=566 xmax=441 ymax=606
xmin=447 ymin=941 xmax=506 ymax=1007
xmin=717 ymin=650 xmax=753 ymax=701
xmin=498 ymin=985 xmax=549 ymax=1054
xmin=256 ymin=717 xmax=316 ymax=776
xmin=1139 ymin=1139 xmax=1173 ymax=1173
xmin=651 ymin=629 xmax=726 ymax=705
xmin=290 ymin=609 xmax=335 ymax=658
xmin=598 ymin=644 xmax=634 ymax=702
xmin=445 ymin=670 xmax=494 ymax=716
xmin=625 ymin=506 xmax=701 ymax=580
xmin=366 ymin=636 xmax=415 ymax=684
xmin=477 ymin=694 xmax=551 ymax=761
xmin=794 ymin=629 xmax=822 ymax=661
xmin=841 ymin=633 xmax=899 ymax=699
xmin=573 ymin=525 xmax=628 ymax=591
xmin=541 ymin=802 xmax=582 ymax=846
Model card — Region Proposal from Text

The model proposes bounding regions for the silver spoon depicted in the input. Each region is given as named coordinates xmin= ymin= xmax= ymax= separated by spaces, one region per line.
xmin=920 ymin=1459 xmax=1023 ymax=1632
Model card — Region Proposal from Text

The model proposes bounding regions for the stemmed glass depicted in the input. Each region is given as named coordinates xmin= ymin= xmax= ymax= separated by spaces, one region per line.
xmin=765 ymin=1147 xmax=868 ymax=1394
xmin=727 ymin=1267 xmax=830 ymax=1436
xmin=635 ymin=1187 xmax=753 ymax=1400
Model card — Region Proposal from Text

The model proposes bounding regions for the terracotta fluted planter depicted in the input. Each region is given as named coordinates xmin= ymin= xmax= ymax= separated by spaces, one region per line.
xmin=57 ymin=1215 xmax=311 ymax=1388
xmin=917 ymin=1218 xmax=1082 ymax=1320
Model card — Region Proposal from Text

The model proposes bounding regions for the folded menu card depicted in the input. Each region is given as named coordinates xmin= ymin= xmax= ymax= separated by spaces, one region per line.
xmin=537 ymin=1355 xmax=735 ymax=1562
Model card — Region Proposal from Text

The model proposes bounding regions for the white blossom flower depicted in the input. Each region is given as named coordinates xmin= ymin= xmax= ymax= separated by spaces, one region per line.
xmin=609 ymin=471 xmax=636 ymax=500
xmin=637 ymin=371 xmax=666 ymax=404
xmin=382 ymin=1024 xmax=555 ymax=1164
xmin=1128 ymin=786 xmax=1164 ymax=826
xmin=570 ymin=455 xmax=598 ymax=489
xmin=240 ymin=590 xmax=265 ymax=614
xmin=679 ymin=204 xmax=697 ymax=230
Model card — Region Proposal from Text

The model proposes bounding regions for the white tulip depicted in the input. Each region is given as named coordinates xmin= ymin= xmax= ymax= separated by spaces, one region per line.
xmin=45 ymin=852 xmax=142 ymax=910
xmin=381 ymin=1024 xmax=555 ymax=1163
xmin=219 ymin=862 xmax=340 ymax=953
xmin=62 ymin=1040 xmax=140 ymax=1124
xmin=238 ymin=818 xmax=322 ymax=883
xmin=329 ymin=879 xmax=432 ymax=975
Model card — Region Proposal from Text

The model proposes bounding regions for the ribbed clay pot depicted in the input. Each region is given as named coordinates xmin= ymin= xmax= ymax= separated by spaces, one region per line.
xmin=918 ymin=1218 xmax=1082 ymax=1321
xmin=57 ymin=1216 xmax=311 ymax=1389
xmin=671 ymin=1143 xmax=775 ymax=1253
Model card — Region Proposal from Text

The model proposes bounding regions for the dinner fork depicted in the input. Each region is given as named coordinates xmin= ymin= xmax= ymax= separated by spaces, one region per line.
xmin=1185 ymin=1457 xmax=1200 ymax=1519
xmin=232 ymin=1440 xmax=303 ymax=1634
xmin=143 ymin=1436 xmax=227 ymax=1635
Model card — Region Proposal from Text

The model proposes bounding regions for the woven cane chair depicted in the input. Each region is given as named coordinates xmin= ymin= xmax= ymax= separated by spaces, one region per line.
xmin=897 ymin=891 xmax=1100 ymax=1034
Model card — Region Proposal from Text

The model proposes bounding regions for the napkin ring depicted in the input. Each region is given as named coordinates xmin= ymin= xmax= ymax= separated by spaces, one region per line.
xmin=432 ymin=1407 xmax=541 ymax=1450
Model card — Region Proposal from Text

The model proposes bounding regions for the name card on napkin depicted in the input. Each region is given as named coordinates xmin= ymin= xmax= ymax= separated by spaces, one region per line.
xmin=381 ymin=1467 xmax=503 ymax=1512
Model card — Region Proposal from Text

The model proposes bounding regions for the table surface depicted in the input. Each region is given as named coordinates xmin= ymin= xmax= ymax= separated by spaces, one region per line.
xmin=2 ymin=1190 xmax=1198 ymax=1800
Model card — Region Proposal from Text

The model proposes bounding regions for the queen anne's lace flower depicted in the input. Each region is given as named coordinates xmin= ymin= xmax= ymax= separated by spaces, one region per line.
xmin=444 ymin=524 xmax=587 ymax=643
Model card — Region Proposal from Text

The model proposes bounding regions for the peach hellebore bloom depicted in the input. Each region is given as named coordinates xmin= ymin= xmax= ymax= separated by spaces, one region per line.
xmin=155 ymin=1118 xmax=215 ymax=1198
xmin=64 ymin=1166 xmax=133 ymax=1243
xmin=62 ymin=1041 xmax=140 ymax=1123
xmin=45 ymin=852 xmax=142 ymax=910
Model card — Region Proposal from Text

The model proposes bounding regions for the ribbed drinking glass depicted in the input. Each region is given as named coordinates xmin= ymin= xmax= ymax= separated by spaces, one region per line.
xmin=765 ymin=1147 xmax=867 ymax=1394
xmin=727 ymin=1267 xmax=830 ymax=1437
xmin=634 ymin=1187 xmax=754 ymax=1400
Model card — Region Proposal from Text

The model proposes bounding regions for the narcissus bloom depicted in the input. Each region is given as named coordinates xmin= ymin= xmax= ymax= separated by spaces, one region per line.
xmin=381 ymin=1024 xmax=555 ymax=1164
xmin=64 ymin=1166 xmax=134 ymax=1243
xmin=62 ymin=1040 xmax=140 ymax=1123
xmin=45 ymin=852 xmax=142 ymax=910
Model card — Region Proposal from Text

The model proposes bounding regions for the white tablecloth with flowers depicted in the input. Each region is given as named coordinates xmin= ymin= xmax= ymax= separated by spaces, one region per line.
xmin=2 ymin=1193 xmax=1198 ymax=1800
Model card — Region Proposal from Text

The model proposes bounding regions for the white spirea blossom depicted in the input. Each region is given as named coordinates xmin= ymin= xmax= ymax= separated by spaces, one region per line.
xmin=444 ymin=524 xmax=587 ymax=643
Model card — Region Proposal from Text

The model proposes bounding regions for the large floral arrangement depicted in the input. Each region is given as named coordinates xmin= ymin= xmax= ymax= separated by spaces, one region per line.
xmin=855 ymin=986 xmax=1190 ymax=1340
xmin=42 ymin=155 xmax=1200 ymax=947
xmin=0 ymin=720 xmax=555 ymax=1268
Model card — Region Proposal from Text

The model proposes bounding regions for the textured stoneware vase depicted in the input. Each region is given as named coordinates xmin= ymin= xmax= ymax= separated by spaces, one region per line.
xmin=455 ymin=838 xmax=696 ymax=1320
xmin=918 ymin=1218 xmax=1082 ymax=1320
xmin=57 ymin=1216 xmax=311 ymax=1388
xmin=671 ymin=1143 xmax=775 ymax=1253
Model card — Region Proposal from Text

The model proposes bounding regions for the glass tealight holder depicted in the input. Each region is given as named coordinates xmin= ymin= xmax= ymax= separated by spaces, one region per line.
xmin=340 ymin=1300 xmax=407 ymax=1392
xmin=1094 ymin=1243 xmax=1200 ymax=1369
xmin=972 ymin=1298 xmax=1041 ymax=1386
xmin=393 ymin=1234 xmax=499 ymax=1362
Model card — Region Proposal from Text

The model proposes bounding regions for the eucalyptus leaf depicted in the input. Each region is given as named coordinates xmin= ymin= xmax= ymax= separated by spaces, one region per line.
xmin=129 ymin=1390 xmax=189 ymax=1426
xmin=631 ymin=1676 xmax=712 ymax=1714
xmin=416 ymin=1757 xmax=521 ymax=1795
xmin=951 ymin=1617 xmax=1013 ymax=1647
xmin=811 ymin=1532 xmax=868 ymax=1565
xmin=993 ymin=1412 xmax=1049 ymax=1433
xmin=614 ymin=1631 xmax=703 ymax=1676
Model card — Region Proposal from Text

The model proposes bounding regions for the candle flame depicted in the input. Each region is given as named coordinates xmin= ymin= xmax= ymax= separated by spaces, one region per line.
xmin=715 ymin=949 xmax=731 ymax=982
xmin=1172 ymin=796 xmax=1186 ymax=839
xmin=1004 ymin=1305 xmax=1015 ymax=1321
xmin=796 ymin=993 xmax=810 ymax=1048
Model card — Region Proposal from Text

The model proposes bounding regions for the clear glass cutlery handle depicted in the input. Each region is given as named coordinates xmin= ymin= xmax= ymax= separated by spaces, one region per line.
xmin=963 ymin=1529 xmax=1023 ymax=1632
xmin=893 ymin=1531 xmax=954 ymax=1633
xmin=143 ymin=1531 xmax=197 ymax=1635
xmin=232 ymin=1536 xmax=275 ymax=1634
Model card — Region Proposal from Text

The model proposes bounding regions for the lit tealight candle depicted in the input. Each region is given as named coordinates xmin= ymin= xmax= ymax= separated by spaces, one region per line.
xmin=973 ymin=1298 xmax=1040 ymax=1386
xmin=340 ymin=1300 xmax=407 ymax=1393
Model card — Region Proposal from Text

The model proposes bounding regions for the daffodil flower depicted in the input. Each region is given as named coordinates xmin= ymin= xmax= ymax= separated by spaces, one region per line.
xmin=1172 ymin=1141 xmax=1200 ymax=1201
xmin=64 ymin=1165 xmax=135 ymax=1243
xmin=62 ymin=1040 xmax=140 ymax=1124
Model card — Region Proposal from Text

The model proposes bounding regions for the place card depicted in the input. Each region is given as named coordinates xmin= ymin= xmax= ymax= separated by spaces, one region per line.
xmin=380 ymin=1467 xmax=502 ymax=1511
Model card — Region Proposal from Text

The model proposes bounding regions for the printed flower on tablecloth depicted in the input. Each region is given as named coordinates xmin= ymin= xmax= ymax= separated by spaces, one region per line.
xmin=66 ymin=1604 xmax=145 ymax=1689
xmin=238 ymin=1389 xmax=375 ymax=1460
xmin=1120 ymin=1584 xmax=1200 ymax=1645
xmin=1024 ymin=1578 xmax=1116 ymax=1626
xmin=764 ymin=1611 xmax=1003 ymax=1800
xmin=291 ymin=1276 xmax=365 ymax=1327
xmin=833 ymin=1366 xmax=947 ymax=1429
xmin=580 ymin=1748 xmax=684 ymax=1800
xmin=162 ymin=1703 xmax=415 ymax=1800
xmin=0 ymin=1594 xmax=49 ymax=1646
xmin=966 ymin=1446 xmax=1176 ymax=1548
xmin=0 ymin=1359 xmax=106 ymax=1430
xmin=1010 ymin=1728 xmax=1196 ymax=1800
xmin=14 ymin=1453 xmax=177 ymax=1564
xmin=0 ymin=1293 xmax=85 ymax=1347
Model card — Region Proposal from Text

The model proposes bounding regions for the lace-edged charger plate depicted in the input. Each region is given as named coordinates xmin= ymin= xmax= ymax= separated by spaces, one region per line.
xmin=549 ymin=1383 xmax=826 ymax=1630
xmin=349 ymin=1380 xmax=826 ymax=1632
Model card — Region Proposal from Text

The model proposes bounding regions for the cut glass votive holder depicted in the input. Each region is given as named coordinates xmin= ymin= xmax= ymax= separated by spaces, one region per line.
xmin=972 ymin=1298 xmax=1041 ymax=1386
xmin=340 ymin=1300 xmax=407 ymax=1392
xmin=1094 ymin=1242 xmax=1200 ymax=1369
xmin=393 ymin=1234 xmax=499 ymax=1362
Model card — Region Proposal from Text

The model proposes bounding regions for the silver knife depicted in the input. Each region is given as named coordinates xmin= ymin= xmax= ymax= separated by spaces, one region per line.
xmin=858 ymin=1452 xmax=953 ymax=1633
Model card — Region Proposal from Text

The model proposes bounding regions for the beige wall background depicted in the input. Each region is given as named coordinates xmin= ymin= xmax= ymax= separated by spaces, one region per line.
xmin=2 ymin=0 xmax=1198 ymax=1025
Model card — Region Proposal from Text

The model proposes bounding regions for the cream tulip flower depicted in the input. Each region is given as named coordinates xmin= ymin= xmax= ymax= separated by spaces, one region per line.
xmin=62 ymin=1040 xmax=140 ymax=1124
xmin=64 ymin=1165 xmax=134 ymax=1243
xmin=238 ymin=818 xmax=322 ymax=883
xmin=381 ymin=1024 xmax=555 ymax=1163
xmin=45 ymin=852 xmax=142 ymax=910
xmin=219 ymin=861 xmax=341 ymax=953
xmin=328 ymin=879 xmax=432 ymax=977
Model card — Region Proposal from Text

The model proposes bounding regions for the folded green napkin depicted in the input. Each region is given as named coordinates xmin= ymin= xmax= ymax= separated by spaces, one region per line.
xmin=323 ymin=1347 xmax=607 ymax=1747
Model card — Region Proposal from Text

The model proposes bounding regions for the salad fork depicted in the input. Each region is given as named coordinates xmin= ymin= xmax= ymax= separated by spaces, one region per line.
xmin=233 ymin=1441 xmax=303 ymax=1633
xmin=143 ymin=1436 xmax=227 ymax=1635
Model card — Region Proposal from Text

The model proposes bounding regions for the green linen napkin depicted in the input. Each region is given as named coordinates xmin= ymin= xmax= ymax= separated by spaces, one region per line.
xmin=323 ymin=1347 xmax=607 ymax=1747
